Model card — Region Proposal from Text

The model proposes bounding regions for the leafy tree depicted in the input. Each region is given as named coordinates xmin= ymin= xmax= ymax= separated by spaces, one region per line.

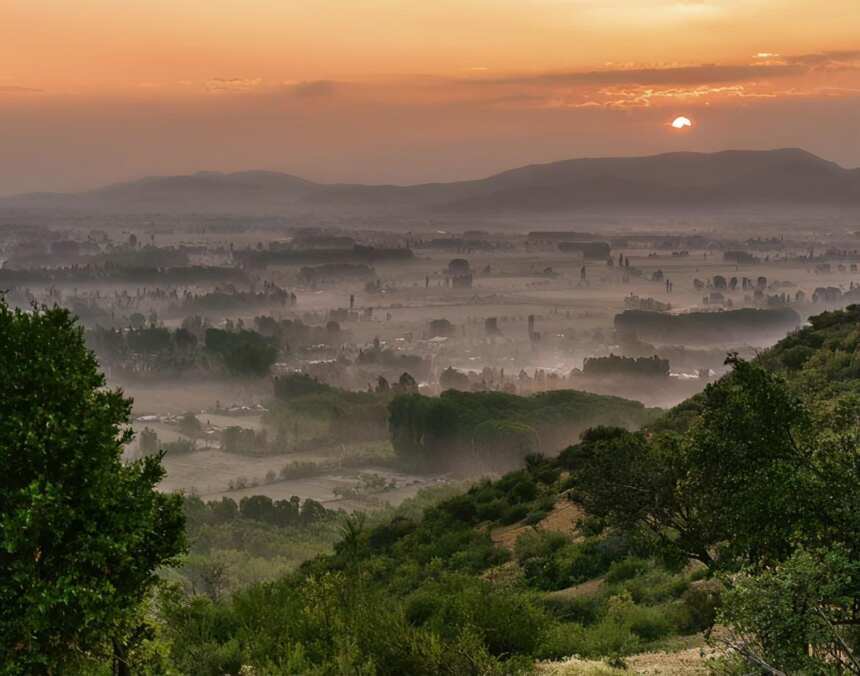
xmin=0 ymin=301 xmax=185 ymax=674
xmin=204 ymin=328 xmax=278 ymax=378
xmin=273 ymin=372 xmax=331 ymax=399
xmin=138 ymin=426 xmax=159 ymax=456
xmin=178 ymin=411 xmax=203 ymax=437
xmin=565 ymin=352 xmax=860 ymax=668
xmin=566 ymin=356 xmax=853 ymax=571
xmin=717 ymin=546 xmax=860 ymax=673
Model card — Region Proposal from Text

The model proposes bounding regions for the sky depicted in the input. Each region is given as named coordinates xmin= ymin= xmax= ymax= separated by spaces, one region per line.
xmin=1 ymin=0 xmax=860 ymax=195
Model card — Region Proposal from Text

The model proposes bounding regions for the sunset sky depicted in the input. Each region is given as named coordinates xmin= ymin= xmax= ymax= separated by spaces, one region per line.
xmin=2 ymin=0 xmax=859 ymax=194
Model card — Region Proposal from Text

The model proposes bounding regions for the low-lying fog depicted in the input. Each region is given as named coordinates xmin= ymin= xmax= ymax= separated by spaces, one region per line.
xmin=4 ymin=207 xmax=860 ymax=509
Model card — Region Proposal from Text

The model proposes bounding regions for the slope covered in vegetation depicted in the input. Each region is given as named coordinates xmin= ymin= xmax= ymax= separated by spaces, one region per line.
xmin=156 ymin=306 xmax=860 ymax=675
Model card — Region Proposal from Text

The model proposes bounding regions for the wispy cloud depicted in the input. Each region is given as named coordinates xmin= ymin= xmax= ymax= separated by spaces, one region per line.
xmin=474 ymin=63 xmax=804 ymax=88
xmin=0 ymin=85 xmax=42 ymax=94
xmin=204 ymin=78 xmax=263 ymax=94
xmin=435 ymin=49 xmax=860 ymax=110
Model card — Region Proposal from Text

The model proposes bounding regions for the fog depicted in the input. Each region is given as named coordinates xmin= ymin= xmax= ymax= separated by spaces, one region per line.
xmin=4 ymin=156 xmax=860 ymax=508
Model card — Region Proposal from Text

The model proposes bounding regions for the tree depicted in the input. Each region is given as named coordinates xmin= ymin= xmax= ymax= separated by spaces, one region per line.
xmin=138 ymin=427 xmax=159 ymax=456
xmin=0 ymin=301 xmax=185 ymax=674
xmin=205 ymin=328 xmax=278 ymax=378
xmin=565 ymin=354 xmax=860 ymax=669
xmin=565 ymin=357 xmax=841 ymax=571
xmin=179 ymin=411 xmax=203 ymax=437
xmin=717 ymin=546 xmax=860 ymax=673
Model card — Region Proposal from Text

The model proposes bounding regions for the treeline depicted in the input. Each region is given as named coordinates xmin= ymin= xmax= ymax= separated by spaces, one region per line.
xmin=235 ymin=244 xmax=414 ymax=268
xmin=582 ymin=354 xmax=669 ymax=378
xmin=0 ymin=264 xmax=248 ymax=285
xmin=87 ymin=324 xmax=279 ymax=377
xmin=614 ymin=306 xmax=801 ymax=345
xmin=178 ymin=285 xmax=296 ymax=314
xmin=389 ymin=388 xmax=658 ymax=472
xmin=298 ymin=262 xmax=375 ymax=285
xmin=184 ymin=494 xmax=332 ymax=530
xmin=253 ymin=314 xmax=346 ymax=348
xmin=270 ymin=373 xmax=393 ymax=444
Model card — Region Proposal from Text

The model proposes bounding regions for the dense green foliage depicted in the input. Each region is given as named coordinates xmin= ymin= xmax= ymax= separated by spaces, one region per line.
xmin=270 ymin=373 xmax=392 ymax=445
xmin=0 ymin=301 xmax=185 ymax=674
xmin=614 ymin=306 xmax=801 ymax=344
xmin=204 ymin=328 xmax=279 ymax=377
xmin=564 ymin=307 xmax=860 ymax=671
xmin=175 ymin=495 xmax=340 ymax=600
xmin=389 ymin=388 xmax=658 ymax=471
xmin=7 ymin=302 xmax=860 ymax=673
xmin=159 ymin=455 xmax=710 ymax=674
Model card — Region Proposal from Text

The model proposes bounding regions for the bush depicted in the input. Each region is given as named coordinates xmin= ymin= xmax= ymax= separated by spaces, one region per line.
xmin=500 ymin=503 xmax=530 ymax=525
xmin=624 ymin=605 xmax=673 ymax=641
xmin=605 ymin=557 xmax=650 ymax=584
xmin=515 ymin=530 xmax=569 ymax=564
xmin=524 ymin=509 xmax=550 ymax=526
xmin=542 ymin=593 xmax=605 ymax=625
xmin=477 ymin=498 xmax=508 ymax=522
xmin=678 ymin=579 xmax=722 ymax=632
xmin=162 ymin=437 xmax=196 ymax=455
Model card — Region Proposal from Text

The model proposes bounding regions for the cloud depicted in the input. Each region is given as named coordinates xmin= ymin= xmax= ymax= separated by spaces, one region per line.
xmin=475 ymin=63 xmax=804 ymax=88
xmin=288 ymin=80 xmax=338 ymax=98
xmin=426 ymin=49 xmax=860 ymax=111
xmin=204 ymin=78 xmax=263 ymax=93
xmin=0 ymin=85 xmax=42 ymax=94
xmin=784 ymin=50 xmax=860 ymax=71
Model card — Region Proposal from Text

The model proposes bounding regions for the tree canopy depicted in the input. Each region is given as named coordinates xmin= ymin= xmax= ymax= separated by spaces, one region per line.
xmin=0 ymin=301 xmax=185 ymax=674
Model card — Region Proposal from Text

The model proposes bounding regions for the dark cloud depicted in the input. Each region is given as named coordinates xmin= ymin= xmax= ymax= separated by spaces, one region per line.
xmin=289 ymin=80 xmax=338 ymax=98
xmin=475 ymin=63 xmax=805 ymax=88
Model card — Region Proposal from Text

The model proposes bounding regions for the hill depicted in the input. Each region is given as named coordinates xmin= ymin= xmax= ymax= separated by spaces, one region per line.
xmin=4 ymin=148 xmax=860 ymax=215
xmin=155 ymin=306 xmax=860 ymax=674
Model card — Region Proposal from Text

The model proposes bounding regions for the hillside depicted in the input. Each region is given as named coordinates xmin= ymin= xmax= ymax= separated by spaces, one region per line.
xmin=156 ymin=306 xmax=860 ymax=674
xmin=4 ymin=148 xmax=860 ymax=215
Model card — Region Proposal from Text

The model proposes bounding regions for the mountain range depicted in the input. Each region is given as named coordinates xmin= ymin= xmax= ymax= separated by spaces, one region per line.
xmin=3 ymin=148 xmax=859 ymax=216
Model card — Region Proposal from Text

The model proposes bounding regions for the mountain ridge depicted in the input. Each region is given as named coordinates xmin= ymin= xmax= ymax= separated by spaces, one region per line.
xmin=3 ymin=148 xmax=859 ymax=215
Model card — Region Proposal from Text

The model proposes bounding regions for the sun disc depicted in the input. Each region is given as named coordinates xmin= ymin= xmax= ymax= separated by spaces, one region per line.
xmin=672 ymin=116 xmax=692 ymax=129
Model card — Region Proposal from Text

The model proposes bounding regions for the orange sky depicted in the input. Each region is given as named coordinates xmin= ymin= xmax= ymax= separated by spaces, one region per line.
xmin=2 ymin=0 xmax=859 ymax=193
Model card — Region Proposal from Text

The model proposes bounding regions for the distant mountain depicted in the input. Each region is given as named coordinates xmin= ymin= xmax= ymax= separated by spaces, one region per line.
xmin=3 ymin=149 xmax=859 ymax=215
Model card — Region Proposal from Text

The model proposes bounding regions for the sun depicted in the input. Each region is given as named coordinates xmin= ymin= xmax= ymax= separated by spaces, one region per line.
xmin=671 ymin=116 xmax=693 ymax=129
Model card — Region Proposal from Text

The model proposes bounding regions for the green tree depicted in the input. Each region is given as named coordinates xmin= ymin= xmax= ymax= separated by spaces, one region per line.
xmin=204 ymin=328 xmax=277 ymax=378
xmin=565 ymin=354 xmax=860 ymax=669
xmin=566 ymin=357 xmax=852 ymax=571
xmin=717 ymin=546 xmax=860 ymax=673
xmin=0 ymin=301 xmax=185 ymax=674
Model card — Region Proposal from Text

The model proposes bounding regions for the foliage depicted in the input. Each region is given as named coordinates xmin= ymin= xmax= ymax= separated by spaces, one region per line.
xmin=0 ymin=301 xmax=185 ymax=674
xmin=564 ymin=306 xmax=860 ymax=669
xmin=204 ymin=328 xmax=278 ymax=377
xmin=716 ymin=546 xmax=860 ymax=674
xmin=565 ymin=355 xmax=859 ymax=572
xmin=270 ymin=374 xmax=392 ymax=444
xmin=389 ymin=388 xmax=657 ymax=471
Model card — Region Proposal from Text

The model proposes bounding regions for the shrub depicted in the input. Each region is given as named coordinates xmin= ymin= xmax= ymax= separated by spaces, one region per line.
xmin=542 ymin=593 xmax=605 ymax=625
xmin=679 ymin=579 xmax=722 ymax=632
xmin=605 ymin=557 xmax=650 ymax=584
xmin=524 ymin=509 xmax=550 ymax=526
xmin=500 ymin=504 xmax=530 ymax=525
